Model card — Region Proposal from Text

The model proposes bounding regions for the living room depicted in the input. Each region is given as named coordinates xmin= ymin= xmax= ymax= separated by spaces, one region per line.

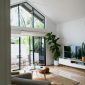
xmin=0 ymin=0 xmax=85 ymax=85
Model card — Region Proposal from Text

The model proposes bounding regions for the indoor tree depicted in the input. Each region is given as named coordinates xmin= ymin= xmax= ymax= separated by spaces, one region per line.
xmin=45 ymin=32 xmax=61 ymax=61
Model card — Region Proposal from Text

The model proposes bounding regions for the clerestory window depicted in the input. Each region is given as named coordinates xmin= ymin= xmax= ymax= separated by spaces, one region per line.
xmin=10 ymin=2 xmax=45 ymax=29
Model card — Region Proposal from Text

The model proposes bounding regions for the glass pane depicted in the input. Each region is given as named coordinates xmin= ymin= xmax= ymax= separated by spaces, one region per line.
xmin=34 ymin=37 xmax=40 ymax=64
xmin=19 ymin=6 xmax=32 ymax=27
xmin=34 ymin=17 xmax=44 ymax=29
xmin=34 ymin=9 xmax=45 ymax=22
xmin=22 ymin=3 xmax=32 ymax=12
xmin=10 ymin=6 xmax=19 ymax=26
xmin=21 ymin=36 xmax=30 ymax=69
xmin=11 ymin=37 xmax=19 ymax=70
xmin=34 ymin=37 xmax=45 ymax=65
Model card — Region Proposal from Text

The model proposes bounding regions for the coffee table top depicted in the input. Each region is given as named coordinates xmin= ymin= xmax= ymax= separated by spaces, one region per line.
xmin=31 ymin=66 xmax=45 ymax=70
xmin=20 ymin=66 xmax=45 ymax=73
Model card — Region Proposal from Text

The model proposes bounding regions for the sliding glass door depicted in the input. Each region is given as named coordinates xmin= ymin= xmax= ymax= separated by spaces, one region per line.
xmin=33 ymin=37 xmax=46 ymax=65
xmin=11 ymin=36 xmax=46 ymax=70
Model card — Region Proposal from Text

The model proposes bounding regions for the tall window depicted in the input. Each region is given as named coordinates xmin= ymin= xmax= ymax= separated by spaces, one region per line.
xmin=10 ymin=2 xmax=45 ymax=29
xmin=11 ymin=36 xmax=46 ymax=70
xmin=11 ymin=6 xmax=18 ymax=26
xmin=19 ymin=5 xmax=32 ymax=27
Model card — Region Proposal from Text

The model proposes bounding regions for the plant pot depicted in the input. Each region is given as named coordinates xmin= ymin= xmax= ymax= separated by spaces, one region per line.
xmin=82 ymin=56 xmax=85 ymax=62
xmin=54 ymin=60 xmax=59 ymax=65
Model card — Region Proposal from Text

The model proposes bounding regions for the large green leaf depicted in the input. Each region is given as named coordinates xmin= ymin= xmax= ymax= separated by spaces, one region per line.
xmin=45 ymin=32 xmax=61 ymax=60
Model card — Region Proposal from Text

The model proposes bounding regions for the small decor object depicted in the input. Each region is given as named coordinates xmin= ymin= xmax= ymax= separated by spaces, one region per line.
xmin=39 ymin=67 xmax=49 ymax=74
xmin=39 ymin=67 xmax=49 ymax=80
xmin=45 ymin=32 xmax=61 ymax=65
xmin=81 ymin=42 xmax=85 ymax=62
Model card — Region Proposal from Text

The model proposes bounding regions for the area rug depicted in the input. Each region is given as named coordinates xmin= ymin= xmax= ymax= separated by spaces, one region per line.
xmin=33 ymin=74 xmax=80 ymax=85
xmin=47 ymin=75 xmax=80 ymax=85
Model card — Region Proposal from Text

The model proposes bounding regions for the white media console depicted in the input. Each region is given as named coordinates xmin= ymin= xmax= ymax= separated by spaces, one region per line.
xmin=59 ymin=58 xmax=85 ymax=69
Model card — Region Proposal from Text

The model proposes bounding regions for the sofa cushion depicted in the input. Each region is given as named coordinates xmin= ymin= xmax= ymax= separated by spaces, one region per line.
xmin=11 ymin=71 xmax=19 ymax=75
xmin=16 ymin=73 xmax=32 ymax=79
xmin=11 ymin=77 xmax=51 ymax=85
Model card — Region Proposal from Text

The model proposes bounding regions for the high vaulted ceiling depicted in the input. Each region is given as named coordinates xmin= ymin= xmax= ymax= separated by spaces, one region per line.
xmin=11 ymin=0 xmax=85 ymax=24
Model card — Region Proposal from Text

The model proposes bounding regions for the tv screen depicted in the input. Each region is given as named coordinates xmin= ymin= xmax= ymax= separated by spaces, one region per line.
xmin=64 ymin=46 xmax=71 ymax=58
xmin=64 ymin=46 xmax=71 ymax=51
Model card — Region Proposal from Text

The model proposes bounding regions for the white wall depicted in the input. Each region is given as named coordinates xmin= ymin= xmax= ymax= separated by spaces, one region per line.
xmin=45 ymin=17 xmax=56 ymax=65
xmin=45 ymin=17 xmax=56 ymax=34
xmin=56 ymin=17 xmax=85 ymax=57
xmin=0 ymin=0 xmax=10 ymax=85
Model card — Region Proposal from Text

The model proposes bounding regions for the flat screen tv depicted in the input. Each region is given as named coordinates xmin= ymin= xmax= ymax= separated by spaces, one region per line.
xmin=64 ymin=45 xmax=82 ymax=59
xmin=64 ymin=46 xmax=71 ymax=58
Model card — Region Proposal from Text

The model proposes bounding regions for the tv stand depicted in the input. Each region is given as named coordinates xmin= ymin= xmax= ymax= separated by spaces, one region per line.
xmin=59 ymin=58 xmax=85 ymax=69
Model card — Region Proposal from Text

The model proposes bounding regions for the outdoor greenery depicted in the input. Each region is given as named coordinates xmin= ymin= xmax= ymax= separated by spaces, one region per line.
xmin=19 ymin=6 xmax=32 ymax=27
xmin=34 ymin=38 xmax=41 ymax=53
xmin=45 ymin=32 xmax=61 ymax=60
xmin=11 ymin=4 xmax=44 ymax=29
xmin=11 ymin=36 xmax=42 ymax=53
xmin=11 ymin=37 xmax=19 ymax=44
xmin=34 ymin=17 xmax=44 ymax=29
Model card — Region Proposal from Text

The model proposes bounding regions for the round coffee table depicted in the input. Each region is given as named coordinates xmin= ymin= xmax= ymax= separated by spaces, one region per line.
xmin=30 ymin=66 xmax=46 ymax=79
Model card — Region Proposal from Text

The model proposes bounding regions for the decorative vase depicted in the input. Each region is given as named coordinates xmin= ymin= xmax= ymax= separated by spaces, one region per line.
xmin=82 ymin=56 xmax=85 ymax=62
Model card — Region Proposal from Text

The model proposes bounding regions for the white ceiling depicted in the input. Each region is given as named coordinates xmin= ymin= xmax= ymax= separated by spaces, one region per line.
xmin=11 ymin=0 xmax=85 ymax=24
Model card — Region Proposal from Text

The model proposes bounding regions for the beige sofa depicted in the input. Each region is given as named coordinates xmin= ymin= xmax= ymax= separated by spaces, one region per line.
xmin=11 ymin=73 xmax=51 ymax=85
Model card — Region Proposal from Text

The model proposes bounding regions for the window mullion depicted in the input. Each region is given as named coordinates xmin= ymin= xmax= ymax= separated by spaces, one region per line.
xmin=11 ymin=2 xmax=45 ymax=29
xmin=44 ymin=18 xmax=45 ymax=29
xmin=32 ymin=8 xmax=34 ymax=28
xmin=19 ymin=37 xmax=21 ymax=70
xmin=18 ymin=4 xmax=20 ymax=26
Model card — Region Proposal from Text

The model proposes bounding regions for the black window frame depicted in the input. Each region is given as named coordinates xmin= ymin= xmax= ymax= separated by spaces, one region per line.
xmin=11 ymin=36 xmax=46 ymax=71
xmin=10 ymin=2 xmax=45 ymax=29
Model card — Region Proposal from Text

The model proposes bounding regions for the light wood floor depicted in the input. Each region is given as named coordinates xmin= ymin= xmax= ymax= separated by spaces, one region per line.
xmin=48 ymin=65 xmax=85 ymax=85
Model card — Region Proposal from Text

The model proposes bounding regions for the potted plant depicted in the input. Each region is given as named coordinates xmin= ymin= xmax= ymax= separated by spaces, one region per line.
xmin=81 ymin=42 xmax=85 ymax=62
xmin=45 ymin=32 xmax=61 ymax=65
